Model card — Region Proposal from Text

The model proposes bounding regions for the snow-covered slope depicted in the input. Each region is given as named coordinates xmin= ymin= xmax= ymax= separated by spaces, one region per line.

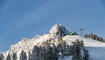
xmin=63 ymin=35 xmax=105 ymax=60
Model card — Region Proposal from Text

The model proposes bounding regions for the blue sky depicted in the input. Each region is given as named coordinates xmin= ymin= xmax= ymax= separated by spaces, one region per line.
xmin=0 ymin=0 xmax=105 ymax=52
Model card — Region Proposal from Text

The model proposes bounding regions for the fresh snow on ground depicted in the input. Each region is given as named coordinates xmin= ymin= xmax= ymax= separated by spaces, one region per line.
xmin=63 ymin=35 xmax=105 ymax=60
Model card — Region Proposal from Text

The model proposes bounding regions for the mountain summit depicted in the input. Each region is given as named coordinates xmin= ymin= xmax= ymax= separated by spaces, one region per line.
xmin=50 ymin=24 xmax=70 ymax=37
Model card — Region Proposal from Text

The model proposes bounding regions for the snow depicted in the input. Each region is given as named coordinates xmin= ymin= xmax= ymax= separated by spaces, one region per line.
xmin=86 ymin=47 xmax=105 ymax=60
xmin=58 ymin=52 xmax=62 ymax=56
xmin=62 ymin=56 xmax=72 ymax=60
xmin=63 ymin=35 xmax=105 ymax=60
xmin=81 ymin=48 xmax=85 ymax=58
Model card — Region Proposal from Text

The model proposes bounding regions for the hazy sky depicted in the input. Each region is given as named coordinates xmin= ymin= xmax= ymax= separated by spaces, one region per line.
xmin=0 ymin=0 xmax=105 ymax=52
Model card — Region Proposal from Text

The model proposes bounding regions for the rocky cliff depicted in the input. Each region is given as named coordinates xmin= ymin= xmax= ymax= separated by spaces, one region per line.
xmin=0 ymin=24 xmax=89 ymax=60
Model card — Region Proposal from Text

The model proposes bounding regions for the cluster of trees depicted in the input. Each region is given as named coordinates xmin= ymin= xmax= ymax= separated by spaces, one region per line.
xmin=84 ymin=33 xmax=104 ymax=42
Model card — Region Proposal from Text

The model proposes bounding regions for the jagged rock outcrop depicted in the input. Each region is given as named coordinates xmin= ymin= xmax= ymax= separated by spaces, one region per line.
xmin=50 ymin=24 xmax=70 ymax=37
xmin=0 ymin=24 xmax=89 ymax=60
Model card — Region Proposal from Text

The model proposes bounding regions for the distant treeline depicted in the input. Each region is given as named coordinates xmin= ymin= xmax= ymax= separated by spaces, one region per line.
xmin=84 ymin=33 xmax=105 ymax=42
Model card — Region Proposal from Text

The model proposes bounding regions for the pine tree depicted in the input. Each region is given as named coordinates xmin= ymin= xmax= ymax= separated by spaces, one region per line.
xmin=99 ymin=37 xmax=104 ymax=42
xmin=89 ymin=33 xmax=93 ymax=39
xmin=84 ymin=33 xmax=105 ymax=42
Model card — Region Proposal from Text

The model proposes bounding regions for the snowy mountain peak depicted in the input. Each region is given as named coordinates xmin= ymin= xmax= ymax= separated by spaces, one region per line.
xmin=0 ymin=24 xmax=105 ymax=60
xmin=49 ymin=24 xmax=70 ymax=37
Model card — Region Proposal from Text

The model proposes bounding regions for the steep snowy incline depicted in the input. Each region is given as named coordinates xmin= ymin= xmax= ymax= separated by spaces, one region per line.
xmin=63 ymin=35 xmax=105 ymax=60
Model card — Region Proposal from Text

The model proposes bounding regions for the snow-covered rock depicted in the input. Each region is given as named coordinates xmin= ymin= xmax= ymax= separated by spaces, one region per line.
xmin=49 ymin=24 xmax=70 ymax=37
xmin=1 ymin=24 xmax=104 ymax=60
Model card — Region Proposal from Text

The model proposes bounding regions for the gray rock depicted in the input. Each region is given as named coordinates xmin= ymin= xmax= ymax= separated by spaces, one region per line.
xmin=6 ymin=54 xmax=11 ymax=60
xmin=19 ymin=50 xmax=27 ymax=60
xmin=12 ymin=53 xmax=17 ymax=60
xmin=0 ymin=53 xmax=4 ymax=60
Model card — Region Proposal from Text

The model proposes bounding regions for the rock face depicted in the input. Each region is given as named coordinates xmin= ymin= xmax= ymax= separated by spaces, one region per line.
xmin=0 ymin=24 xmax=89 ymax=60
xmin=0 ymin=53 xmax=4 ymax=60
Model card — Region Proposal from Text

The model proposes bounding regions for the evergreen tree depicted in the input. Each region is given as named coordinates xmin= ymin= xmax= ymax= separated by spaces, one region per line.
xmin=99 ymin=37 xmax=104 ymax=42
xmin=84 ymin=33 xmax=105 ymax=42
